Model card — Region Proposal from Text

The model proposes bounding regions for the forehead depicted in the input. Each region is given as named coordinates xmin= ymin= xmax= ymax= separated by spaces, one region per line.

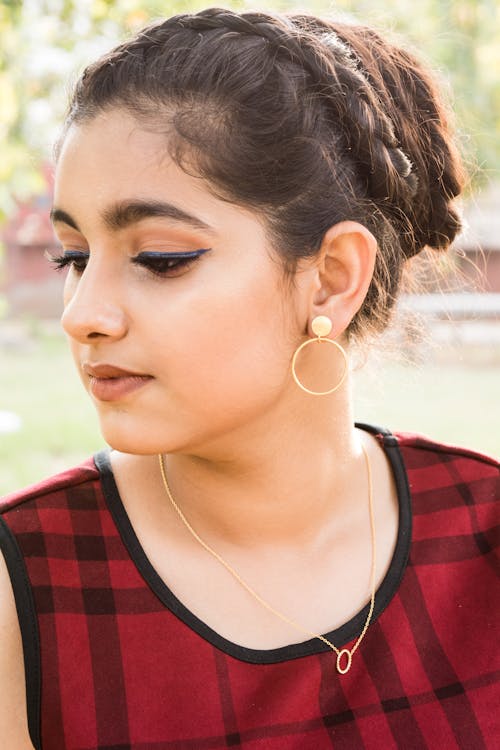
xmin=54 ymin=110 xmax=269 ymax=242
xmin=56 ymin=111 xmax=195 ymax=200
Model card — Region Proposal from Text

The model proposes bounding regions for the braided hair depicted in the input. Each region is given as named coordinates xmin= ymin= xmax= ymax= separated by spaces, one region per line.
xmin=62 ymin=7 xmax=464 ymax=342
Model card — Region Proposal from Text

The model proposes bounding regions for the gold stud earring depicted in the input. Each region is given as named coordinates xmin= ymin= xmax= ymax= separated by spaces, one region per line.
xmin=291 ymin=316 xmax=348 ymax=396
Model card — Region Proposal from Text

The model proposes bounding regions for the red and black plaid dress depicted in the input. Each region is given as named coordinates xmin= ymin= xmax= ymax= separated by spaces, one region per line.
xmin=1 ymin=423 xmax=498 ymax=750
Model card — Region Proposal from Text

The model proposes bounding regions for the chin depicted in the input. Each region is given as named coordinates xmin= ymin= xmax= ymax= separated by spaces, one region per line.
xmin=97 ymin=416 xmax=159 ymax=455
xmin=101 ymin=433 xmax=156 ymax=456
xmin=101 ymin=429 xmax=183 ymax=456
xmin=97 ymin=413 xmax=193 ymax=456
xmin=94 ymin=398 xmax=266 ymax=458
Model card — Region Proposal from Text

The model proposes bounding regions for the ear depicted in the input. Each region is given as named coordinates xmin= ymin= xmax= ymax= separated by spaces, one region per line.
xmin=308 ymin=221 xmax=377 ymax=338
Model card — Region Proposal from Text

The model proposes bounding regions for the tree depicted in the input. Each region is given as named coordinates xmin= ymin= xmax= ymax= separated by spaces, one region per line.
xmin=0 ymin=0 xmax=217 ymax=219
xmin=1 ymin=0 xmax=498 ymax=223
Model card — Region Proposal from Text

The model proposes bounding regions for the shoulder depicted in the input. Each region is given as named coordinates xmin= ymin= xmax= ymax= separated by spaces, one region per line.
xmin=0 ymin=455 xmax=102 ymax=518
xmin=392 ymin=429 xmax=499 ymax=469
xmin=391 ymin=429 xmax=499 ymax=483
xmin=389 ymin=429 xmax=498 ymax=519
xmin=0 ymin=459 xmax=104 ymax=750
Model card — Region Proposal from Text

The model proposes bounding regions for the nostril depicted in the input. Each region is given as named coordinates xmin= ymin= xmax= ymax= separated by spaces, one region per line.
xmin=61 ymin=301 xmax=128 ymax=342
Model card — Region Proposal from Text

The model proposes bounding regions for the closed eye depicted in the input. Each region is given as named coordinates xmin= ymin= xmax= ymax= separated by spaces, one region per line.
xmin=45 ymin=249 xmax=89 ymax=273
xmin=132 ymin=249 xmax=211 ymax=276
xmin=45 ymin=248 xmax=211 ymax=277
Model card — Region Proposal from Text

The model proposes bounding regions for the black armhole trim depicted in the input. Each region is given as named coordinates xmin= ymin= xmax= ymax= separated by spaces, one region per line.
xmin=95 ymin=422 xmax=412 ymax=665
xmin=0 ymin=515 xmax=41 ymax=749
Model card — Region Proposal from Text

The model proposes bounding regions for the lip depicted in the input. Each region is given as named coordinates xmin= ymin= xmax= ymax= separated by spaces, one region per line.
xmin=82 ymin=362 xmax=154 ymax=402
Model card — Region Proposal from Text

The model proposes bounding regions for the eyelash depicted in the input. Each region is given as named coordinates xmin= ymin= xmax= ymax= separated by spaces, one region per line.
xmin=46 ymin=249 xmax=211 ymax=277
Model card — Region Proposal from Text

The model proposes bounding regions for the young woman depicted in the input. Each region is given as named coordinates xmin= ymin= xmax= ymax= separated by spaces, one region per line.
xmin=1 ymin=8 xmax=498 ymax=749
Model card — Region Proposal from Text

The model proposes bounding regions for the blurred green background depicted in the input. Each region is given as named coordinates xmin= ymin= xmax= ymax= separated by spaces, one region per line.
xmin=2 ymin=0 xmax=500 ymax=219
xmin=1 ymin=0 xmax=499 ymax=495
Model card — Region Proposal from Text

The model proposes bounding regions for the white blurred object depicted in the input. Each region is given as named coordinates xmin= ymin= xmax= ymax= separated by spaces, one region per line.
xmin=0 ymin=411 xmax=22 ymax=434
xmin=402 ymin=293 xmax=500 ymax=319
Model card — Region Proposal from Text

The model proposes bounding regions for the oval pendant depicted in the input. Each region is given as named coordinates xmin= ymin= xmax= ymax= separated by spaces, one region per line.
xmin=336 ymin=649 xmax=352 ymax=674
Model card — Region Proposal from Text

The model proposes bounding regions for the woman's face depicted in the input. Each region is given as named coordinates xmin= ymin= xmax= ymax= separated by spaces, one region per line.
xmin=53 ymin=109 xmax=307 ymax=456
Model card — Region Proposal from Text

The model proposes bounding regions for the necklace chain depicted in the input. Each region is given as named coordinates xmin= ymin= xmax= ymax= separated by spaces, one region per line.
xmin=158 ymin=444 xmax=376 ymax=675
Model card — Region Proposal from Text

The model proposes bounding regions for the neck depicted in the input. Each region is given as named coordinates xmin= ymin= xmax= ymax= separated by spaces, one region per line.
xmin=158 ymin=381 xmax=370 ymax=548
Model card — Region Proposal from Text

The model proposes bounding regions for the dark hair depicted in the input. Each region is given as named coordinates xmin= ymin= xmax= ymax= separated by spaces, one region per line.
xmin=61 ymin=7 xmax=464 ymax=343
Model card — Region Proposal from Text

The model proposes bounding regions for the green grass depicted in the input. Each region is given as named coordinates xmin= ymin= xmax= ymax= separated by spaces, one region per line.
xmin=0 ymin=331 xmax=105 ymax=494
xmin=0 ymin=331 xmax=498 ymax=496
xmin=353 ymin=358 xmax=500 ymax=456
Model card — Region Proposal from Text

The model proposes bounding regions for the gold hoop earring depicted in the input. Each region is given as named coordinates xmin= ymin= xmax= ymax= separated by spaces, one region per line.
xmin=291 ymin=316 xmax=348 ymax=396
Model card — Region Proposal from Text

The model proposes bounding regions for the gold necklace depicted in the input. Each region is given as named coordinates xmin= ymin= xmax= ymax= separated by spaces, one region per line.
xmin=158 ymin=444 xmax=376 ymax=675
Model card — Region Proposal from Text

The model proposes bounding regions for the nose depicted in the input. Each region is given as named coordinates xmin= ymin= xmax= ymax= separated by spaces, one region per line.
xmin=61 ymin=261 xmax=128 ymax=343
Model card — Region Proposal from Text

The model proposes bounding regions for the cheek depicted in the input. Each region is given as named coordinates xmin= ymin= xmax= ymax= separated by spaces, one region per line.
xmin=196 ymin=319 xmax=282 ymax=389
xmin=147 ymin=270 xmax=292 ymax=402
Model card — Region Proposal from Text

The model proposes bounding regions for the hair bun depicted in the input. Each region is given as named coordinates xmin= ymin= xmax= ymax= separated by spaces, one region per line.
xmin=329 ymin=22 xmax=465 ymax=259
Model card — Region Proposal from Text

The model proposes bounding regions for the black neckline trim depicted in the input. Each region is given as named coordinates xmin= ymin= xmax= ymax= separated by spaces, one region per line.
xmin=95 ymin=422 xmax=412 ymax=664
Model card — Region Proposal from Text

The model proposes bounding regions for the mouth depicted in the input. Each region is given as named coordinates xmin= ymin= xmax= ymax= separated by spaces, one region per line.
xmin=82 ymin=362 xmax=154 ymax=402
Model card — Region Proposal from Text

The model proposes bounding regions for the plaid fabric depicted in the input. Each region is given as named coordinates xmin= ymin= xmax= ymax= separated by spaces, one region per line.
xmin=0 ymin=425 xmax=498 ymax=750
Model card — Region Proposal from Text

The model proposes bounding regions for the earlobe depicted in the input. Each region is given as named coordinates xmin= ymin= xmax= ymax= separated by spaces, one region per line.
xmin=311 ymin=221 xmax=377 ymax=335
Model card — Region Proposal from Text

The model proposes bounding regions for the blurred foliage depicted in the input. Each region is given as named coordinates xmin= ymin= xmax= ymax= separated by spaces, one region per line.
xmin=0 ymin=0 xmax=499 ymax=221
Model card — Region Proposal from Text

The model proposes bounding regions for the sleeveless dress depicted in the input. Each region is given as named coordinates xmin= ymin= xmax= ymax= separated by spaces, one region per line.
xmin=0 ymin=423 xmax=498 ymax=750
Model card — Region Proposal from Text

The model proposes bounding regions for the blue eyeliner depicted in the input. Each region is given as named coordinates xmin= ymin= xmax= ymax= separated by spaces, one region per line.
xmin=48 ymin=248 xmax=211 ymax=273
xmin=131 ymin=248 xmax=211 ymax=275
xmin=133 ymin=249 xmax=211 ymax=261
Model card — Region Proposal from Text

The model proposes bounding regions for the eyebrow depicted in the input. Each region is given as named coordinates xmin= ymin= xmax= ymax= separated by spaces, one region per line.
xmin=50 ymin=208 xmax=80 ymax=231
xmin=50 ymin=200 xmax=214 ymax=234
